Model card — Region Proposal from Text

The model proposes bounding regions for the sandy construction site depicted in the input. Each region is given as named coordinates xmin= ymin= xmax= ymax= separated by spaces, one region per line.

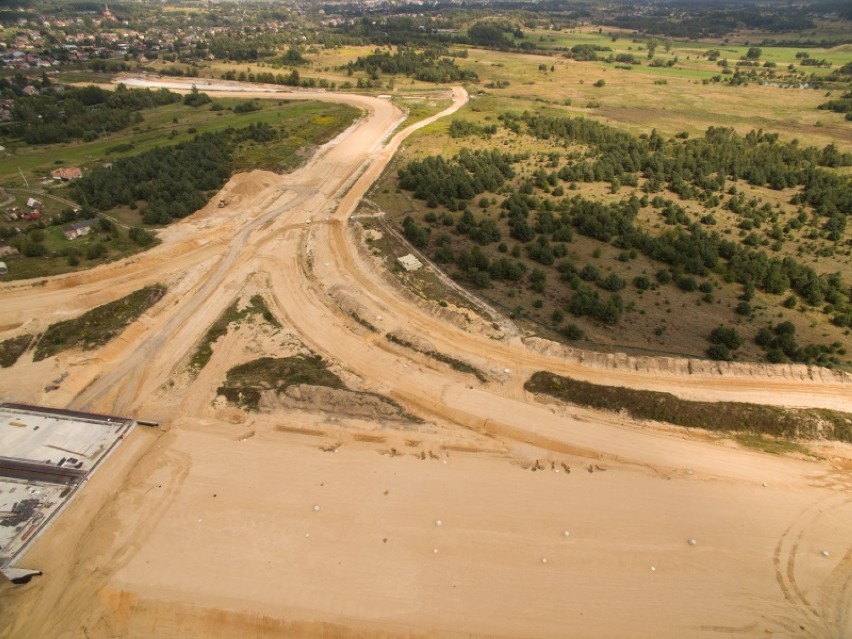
xmin=0 ymin=78 xmax=851 ymax=639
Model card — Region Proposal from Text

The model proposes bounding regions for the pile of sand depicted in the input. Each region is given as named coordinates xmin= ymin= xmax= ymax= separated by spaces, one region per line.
xmin=259 ymin=383 xmax=413 ymax=422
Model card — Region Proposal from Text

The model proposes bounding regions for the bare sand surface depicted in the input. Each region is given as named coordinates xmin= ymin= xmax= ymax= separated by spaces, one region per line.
xmin=0 ymin=76 xmax=850 ymax=639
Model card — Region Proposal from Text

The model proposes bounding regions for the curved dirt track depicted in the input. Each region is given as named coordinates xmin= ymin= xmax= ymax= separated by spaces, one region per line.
xmin=0 ymin=78 xmax=851 ymax=639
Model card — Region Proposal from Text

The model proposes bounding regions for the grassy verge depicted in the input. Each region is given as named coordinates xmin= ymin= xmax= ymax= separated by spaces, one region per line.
xmin=386 ymin=332 xmax=488 ymax=382
xmin=217 ymin=354 xmax=345 ymax=410
xmin=733 ymin=433 xmax=810 ymax=456
xmin=33 ymin=284 xmax=166 ymax=361
xmin=525 ymin=371 xmax=852 ymax=444
xmin=393 ymin=94 xmax=453 ymax=131
xmin=189 ymin=294 xmax=280 ymax=372
xmin=0 ymin=334 xmax=33 ymax=368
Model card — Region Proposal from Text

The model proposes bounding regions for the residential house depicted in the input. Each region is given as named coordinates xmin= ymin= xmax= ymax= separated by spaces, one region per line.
xmin=50 ymin=167 xmax=82 ymax=181
xmin=0 ymin=241 xmax=18 ymax=258
xmin=62 ymin=218 xmax=98 ymax=240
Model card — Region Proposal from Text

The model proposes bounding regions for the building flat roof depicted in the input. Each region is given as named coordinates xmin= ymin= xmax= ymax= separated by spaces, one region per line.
xmin=0 ymin=404 xmax=135 ymax=570
xmin=397 ymin=253 xmax=423 ymax=272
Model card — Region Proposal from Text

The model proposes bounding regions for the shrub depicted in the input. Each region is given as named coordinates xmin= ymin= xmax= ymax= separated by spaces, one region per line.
xmin=710 ymin=325 xmax=743 ymax=350
xmin=633 ymin=275 xmax=651 ymax=290
xmin=601 ymin=272 xmax=626 ymax=292
xmin=707 ymin=343 xmax=733 ymax=361
xmin=560 ymin=323 xmax=584 ymax=340
xmin=735 ymin=302 xmax=752 ymax=316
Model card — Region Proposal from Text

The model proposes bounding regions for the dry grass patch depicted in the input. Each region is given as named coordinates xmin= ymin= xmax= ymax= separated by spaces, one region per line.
xmin=189 ymin=294 xmax=281 ymax=372
xmin=218 ymin=355 xmax=345 ymax=411
xmin=34 ymin=285 xmax=166 ymax=361
xmin=0 ymin=335 xmax=33 ymax=368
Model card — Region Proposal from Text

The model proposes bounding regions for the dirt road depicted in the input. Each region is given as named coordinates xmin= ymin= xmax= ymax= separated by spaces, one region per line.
xmin=0 ymin=78 xmax=850 ymax=639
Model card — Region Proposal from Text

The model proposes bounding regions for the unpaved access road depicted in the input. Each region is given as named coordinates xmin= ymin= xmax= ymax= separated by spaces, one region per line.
xmin=0 ymin=78 xmax=850 ymax=639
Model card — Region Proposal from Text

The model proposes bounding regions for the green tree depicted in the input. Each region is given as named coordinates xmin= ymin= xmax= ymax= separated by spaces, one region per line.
xmin=647 ymin=37 xmax=660 ymax=59
xmin=183 ymin=85 xmax=212 ymax=107
xmin=745 ymin=47 xmax=762 ymax=60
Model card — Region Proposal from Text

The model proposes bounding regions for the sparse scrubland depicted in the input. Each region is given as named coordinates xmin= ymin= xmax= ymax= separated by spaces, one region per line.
xmin=350 ymin=22 xmax=851 ymax=367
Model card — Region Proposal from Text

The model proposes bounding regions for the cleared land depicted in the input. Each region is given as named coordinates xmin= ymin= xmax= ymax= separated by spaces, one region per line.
xmin=0 ymin=76 xmax=849 ymax=639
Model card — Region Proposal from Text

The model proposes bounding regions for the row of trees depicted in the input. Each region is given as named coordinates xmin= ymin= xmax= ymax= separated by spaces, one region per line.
xmin=219 ymin=68 xmax=336 ymax=90
xmin=604 ymin=7 xmax=814 ymax=38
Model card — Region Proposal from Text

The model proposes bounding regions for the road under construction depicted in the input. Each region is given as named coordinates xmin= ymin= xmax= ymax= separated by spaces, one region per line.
xmin=0 ymin=78 xmax=849 ymax=639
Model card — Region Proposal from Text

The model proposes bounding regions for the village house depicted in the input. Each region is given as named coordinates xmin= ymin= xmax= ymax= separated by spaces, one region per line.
xmin=0 ymin=241 xmax=18 ymax=258
xmin=50 ymin=167 xmax=83 ymax=181
xmin=62 ymin=218 xmax=98 ymax=241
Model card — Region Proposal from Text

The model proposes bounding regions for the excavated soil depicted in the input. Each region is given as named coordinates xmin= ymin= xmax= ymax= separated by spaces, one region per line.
xmin=0 ymin=78 xmax=850 ymax=639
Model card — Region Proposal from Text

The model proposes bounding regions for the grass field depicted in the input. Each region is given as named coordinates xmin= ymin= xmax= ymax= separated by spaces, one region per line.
xmin=454 ymin=47 xmax=850 ymax=150
xmin=0 ymin=98 xmax=359 ymax=186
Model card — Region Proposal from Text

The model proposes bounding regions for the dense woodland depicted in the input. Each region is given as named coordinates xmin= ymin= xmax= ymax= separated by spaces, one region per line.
xmin=395 ymin=115 xmax=851 ymax=366
xmin=1 ymin=83 xmax=181 ymax=144
xmin=70 ymin=122 xmax=287 ymax=224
